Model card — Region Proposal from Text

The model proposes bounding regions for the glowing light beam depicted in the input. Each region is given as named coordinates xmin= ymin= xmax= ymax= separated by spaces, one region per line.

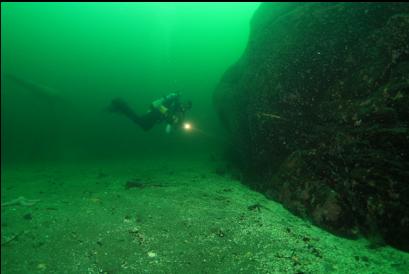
xmin=183 ymin=122 xmax=192 ymax=131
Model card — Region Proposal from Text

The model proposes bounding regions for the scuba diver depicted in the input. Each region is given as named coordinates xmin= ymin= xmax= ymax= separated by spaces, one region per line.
xmin=109 ymin=92 xmax=192 ymax=133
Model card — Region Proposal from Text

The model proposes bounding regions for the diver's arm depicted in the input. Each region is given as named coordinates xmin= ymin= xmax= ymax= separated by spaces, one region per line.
xmin=163 ymin=92 xmax=180 ymax=106
xmin=151 ymin=93 xmax=178 ymax=107
xmin=151 ymin=93 xmax=180 ymax=115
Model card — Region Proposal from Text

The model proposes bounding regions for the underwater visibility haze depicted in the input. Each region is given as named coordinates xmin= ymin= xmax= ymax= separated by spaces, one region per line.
xmin=1 ymin=2 xmax=260 ymax=162
xmin=1 ymin=2 xmax=409 ymax=273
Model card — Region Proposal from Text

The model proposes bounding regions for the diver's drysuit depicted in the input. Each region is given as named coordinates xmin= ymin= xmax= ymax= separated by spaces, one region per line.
xmin=109 ymin=93 xmax=190 ymax=132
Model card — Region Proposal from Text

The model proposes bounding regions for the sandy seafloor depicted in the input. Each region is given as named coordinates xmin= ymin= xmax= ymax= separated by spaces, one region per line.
xmin=1 ymin=154 xmax=409 ymax=274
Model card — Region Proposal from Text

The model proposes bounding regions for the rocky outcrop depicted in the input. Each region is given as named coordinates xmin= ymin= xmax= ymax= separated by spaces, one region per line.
xmin=214 ymin=3 xmax=409 ymax=251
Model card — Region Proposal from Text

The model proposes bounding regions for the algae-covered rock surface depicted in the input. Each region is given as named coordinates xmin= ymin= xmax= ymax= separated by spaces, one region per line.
xmin=214 ymin=3 xmax=409 ymax=251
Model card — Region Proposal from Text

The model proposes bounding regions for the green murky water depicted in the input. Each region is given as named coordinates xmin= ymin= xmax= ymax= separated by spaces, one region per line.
xmin=2 ymin=3 xmax=408 ymax=273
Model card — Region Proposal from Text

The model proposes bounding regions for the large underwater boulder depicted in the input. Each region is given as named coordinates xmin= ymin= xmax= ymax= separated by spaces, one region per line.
xmin=214 ymin=3 xmax=409 ymax=251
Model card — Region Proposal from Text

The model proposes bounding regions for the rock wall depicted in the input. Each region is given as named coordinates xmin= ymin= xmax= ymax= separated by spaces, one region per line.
xmin=214 ymin=3 xmax=409 ymax=251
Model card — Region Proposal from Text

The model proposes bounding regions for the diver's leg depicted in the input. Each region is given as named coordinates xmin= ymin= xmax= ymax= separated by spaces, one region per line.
xmin=109 ymin=98 xmax=155 ymax=131
xmin=137 ymin=111 xmax=161 ymax=131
